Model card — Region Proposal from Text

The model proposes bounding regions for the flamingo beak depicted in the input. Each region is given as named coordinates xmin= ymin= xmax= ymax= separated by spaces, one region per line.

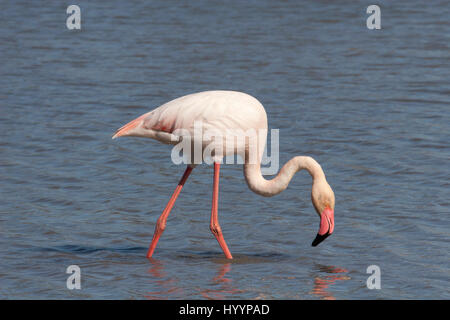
xmin=312 ymin=208 xmax=334 ymax=247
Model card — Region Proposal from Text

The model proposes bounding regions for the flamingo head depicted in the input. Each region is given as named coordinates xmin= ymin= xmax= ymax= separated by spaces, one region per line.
xmin=311 ymin=180 xmax=335 ymax=247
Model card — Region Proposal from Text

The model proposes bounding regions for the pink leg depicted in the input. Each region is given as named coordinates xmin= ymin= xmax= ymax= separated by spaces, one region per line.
xmin=210 ymin=162 xmax=233 ymax=259
xmin=146 ymin=166 xmax=193 ymax=258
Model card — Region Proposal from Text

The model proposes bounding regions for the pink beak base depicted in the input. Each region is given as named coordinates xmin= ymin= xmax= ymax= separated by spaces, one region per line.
xmin=312 ymin=208 xmax=334 ymax=247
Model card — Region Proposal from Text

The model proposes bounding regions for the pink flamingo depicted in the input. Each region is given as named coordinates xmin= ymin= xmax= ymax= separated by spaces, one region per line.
xmin=113 ymin=90 xmax=335 ymax=259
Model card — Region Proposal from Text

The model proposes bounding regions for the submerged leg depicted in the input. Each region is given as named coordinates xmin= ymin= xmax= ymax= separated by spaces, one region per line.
xmin=210 ymin=162 xmax=233 ymax=259
xmin=146 ymin=166 xmax=193 ymax=258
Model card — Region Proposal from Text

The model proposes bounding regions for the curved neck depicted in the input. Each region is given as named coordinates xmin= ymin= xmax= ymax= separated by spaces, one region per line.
xmin=243 ymin=156 xmax=326 ymax=197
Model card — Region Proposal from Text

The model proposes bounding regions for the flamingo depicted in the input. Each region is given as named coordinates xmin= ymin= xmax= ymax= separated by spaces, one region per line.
xmin=112 ymin=90 xmax=335 ymax=259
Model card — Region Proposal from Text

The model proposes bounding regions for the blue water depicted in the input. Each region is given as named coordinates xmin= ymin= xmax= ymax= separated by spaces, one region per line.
xmin=0 ymin=0 xmax=449 ymax=299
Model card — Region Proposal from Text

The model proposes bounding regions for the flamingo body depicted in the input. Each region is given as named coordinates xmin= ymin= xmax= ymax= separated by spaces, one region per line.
xmin=113 ymin=90 xmax=268 ymax=161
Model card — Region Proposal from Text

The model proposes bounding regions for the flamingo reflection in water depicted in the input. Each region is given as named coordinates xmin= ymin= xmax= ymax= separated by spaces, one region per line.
xmin=144 ymin=258 xmax=184 ymax=299
xmin=309 ymin=265 xmax=350 ymax=300
xmin=144 ymin=259 xmax=242 ymax=299
xmin=200 ymin=263 xmax=244 ymax=299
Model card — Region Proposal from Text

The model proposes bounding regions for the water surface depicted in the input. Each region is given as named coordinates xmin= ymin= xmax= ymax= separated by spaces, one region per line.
xmin=0 ymin=0 xmax=449 ymax=299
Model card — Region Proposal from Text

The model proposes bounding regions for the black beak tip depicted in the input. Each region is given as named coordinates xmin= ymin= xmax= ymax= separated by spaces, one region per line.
xmin=311 ymin=233 xmax=331 ymax=247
